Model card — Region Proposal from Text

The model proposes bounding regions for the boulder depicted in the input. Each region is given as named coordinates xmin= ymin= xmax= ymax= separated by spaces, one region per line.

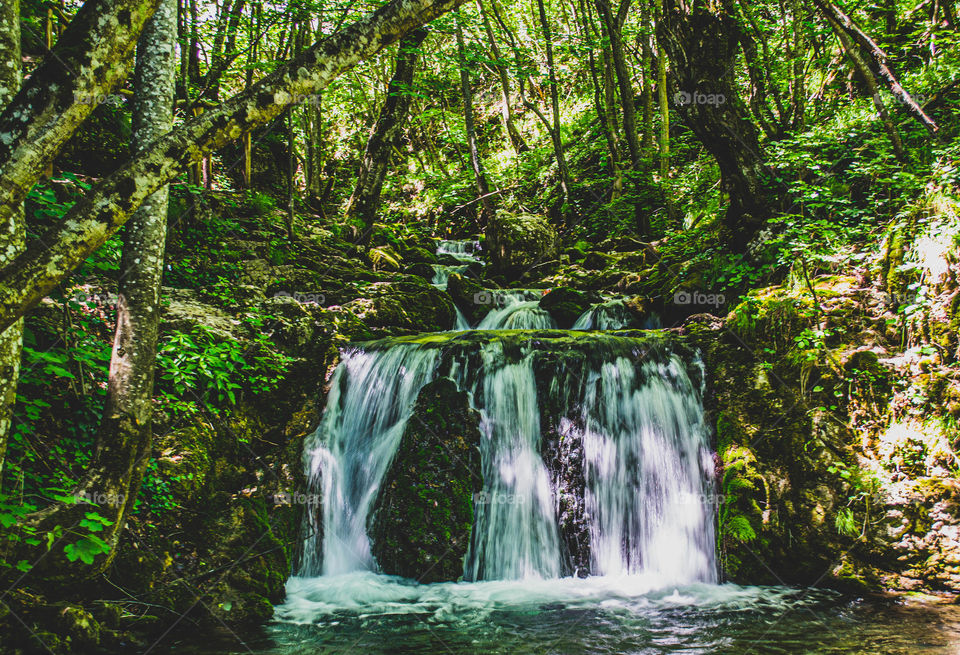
xmin=581 ymin=251 xmax=616 ymax=271
xmin=371 ymin=378 xmax=482 ymax=582
xmin=447 ymin=273 xmax=494 ymax=326
xmin=342 ymin=281 xmax=456 ymax=334
xmin=486 ymin=213 xmax=558 ymax=278
xmin=539 ymin=287 xmax=591 ymax=329
xmin=400 ymin=245 xmax=438 ymax=265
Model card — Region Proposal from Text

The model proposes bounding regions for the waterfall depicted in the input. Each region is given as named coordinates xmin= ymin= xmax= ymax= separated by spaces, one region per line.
xmin=579 ymin=354 xmax=714 ymax=582
xmin=301 ymin=345 xmax=440 ymax=576
xmin=437 ymin=239 xmax=481 ymax=261
xmin=430 ymin=263 xmax=469 ymax=287
xmin=573 ymin=298 xmax=661 ymax=330
xmin=299 ymin=332 xmax=717 ymax=585
xmin=476 ymin=290 xmax=556 ymax=330
xmin=459 ymin=342 xmax=563 ymax=580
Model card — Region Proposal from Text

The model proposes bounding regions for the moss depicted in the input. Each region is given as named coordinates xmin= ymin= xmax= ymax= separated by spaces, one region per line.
xmin=538 ymin=287 xmax=591 ymax=328
xmin=370 ymin=378 xmax=482 ymax=582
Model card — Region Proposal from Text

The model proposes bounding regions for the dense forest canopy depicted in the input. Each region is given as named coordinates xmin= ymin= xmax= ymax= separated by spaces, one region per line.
xmin=0 ymin=0 xmax=959 ymax=650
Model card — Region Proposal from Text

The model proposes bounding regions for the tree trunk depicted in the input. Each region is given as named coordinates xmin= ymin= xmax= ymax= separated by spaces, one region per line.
xmin=455 ymin=17 xmax=495 ymax=226
xmin=74 ymin=0 xmax=177 ymax=570
xmin=0 ymin=0 xmax=23 ymax=473
xmin=813 ymin=0 xmax=938 ymax=136
xmin=344 ymin=28 xmax=429 ymax=238
xmin=287 ymin=109 xmax=297 ymax=238
xmin=656 ymin=9 xmax=669 ymax=180
xmin=595 ymin=0 xmax=640 ymax=167
xmin=477 ymin=0 xmax=528 ymax=155
xmin=657 ymin=0 xmax=777 ymax=246
xmin=0 ymin=0 xmax=473 ymax=333
xmin=823 ymin=9 xmax=907 ymax=163
xmin=578 ymin=0 xmax=621 ymax=198
xmin=0 ymin=0 xmax=163 ymax=230
xmin=639 ymin=1 xmax=653 ymax=149
xmin=535 ymin=0 xmax=573 ymax=221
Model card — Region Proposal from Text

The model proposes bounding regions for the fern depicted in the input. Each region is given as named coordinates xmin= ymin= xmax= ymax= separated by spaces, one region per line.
xmin=724 ymin=515 xmax=757 ymax=543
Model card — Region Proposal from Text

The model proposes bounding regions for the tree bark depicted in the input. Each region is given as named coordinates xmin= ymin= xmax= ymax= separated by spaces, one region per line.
xmin=657 ymin=0 xmax=777 ymax=246
xmin=345 ymin=28 xmax=429 ymax=236
xmin=535 ymin=0 xmax=573 ymax=221
xmin=639 ymin=1 xmax=653 ymax=149
xmin=595 ymin=0 xmax=640 ymax=167
xmin=455 ymin=16 xmax=495 ymax=226
xmin=822 ymin=8 xmax=907 ymax=162
xmin=578 ymin=0 xmax=621 ymax=198
xmin=0 ymin=0 xmax=23 ymax=473
xmin=0 ymin=0 xmax=472 ymax=333
xmin=0 ymin=0 xmax=163 ymax=231
xmin=477 ymin=0 xmax=528 ymax=155
xmin=75 ymin=0 xmax=177 ymax=569
xmin=813 ymin=0 xmax=939 ymax=136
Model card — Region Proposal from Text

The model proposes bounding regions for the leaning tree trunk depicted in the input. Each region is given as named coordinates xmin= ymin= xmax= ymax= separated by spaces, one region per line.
xmin=0 ymin=0 xmax=23 ymax=473
xmin=813 ymin=0 xmax=938 ymax=136
xmin=0 ymin=0 xmax=472 ymax=332
xmin=345 ymin=28 xmax=429 ymax=238
xmin=823 ymin=9 xmax=907 ymax=163
xmin=657 ymin=0 xmax=778 ymax=246
xmin=69 ymin=0 xmax=177 ymax=571
xmin=0 ymin=0 xmax=163 ymax=230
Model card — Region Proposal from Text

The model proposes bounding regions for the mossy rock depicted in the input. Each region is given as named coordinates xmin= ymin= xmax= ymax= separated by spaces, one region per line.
xmin=485 ymin=213 xmax=558 ymax=279
xmin=447 ymin=273 xmax=494 ymax=326
xmin=581 ymin=251 xmax=616 ymax=271
xmin=343 ymin=281 xmax=456 ymax=334
xmin=370 ymin=378 xmax=482 ymax=582
xmin=401 ymin=245 xmax=439 ymax=265
xmin=538 ymin=287 xmax=591 ymax=329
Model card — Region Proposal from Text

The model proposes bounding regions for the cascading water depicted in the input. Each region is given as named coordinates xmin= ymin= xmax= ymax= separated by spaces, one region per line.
xmin=577 ymin=354 xmax=714 ymax=582
xmin=572 ymin=298 xmax=662 ymax=330
xmin=476 ymin=290 xmax=556 ymax=330
xmin=436 ymin=239 xmax=481 ymax=261
xmin=300 ymin=345 xmax=439 ymax=576
xmin=459 ymin=341 xmax=563 ymax=580
xmin=298 ymin=332 xmax=716 ymax=584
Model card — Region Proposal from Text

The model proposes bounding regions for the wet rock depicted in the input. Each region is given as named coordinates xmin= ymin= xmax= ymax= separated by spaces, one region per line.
xmin=486 ymin=213 xmax=559 ymax=278
xmin=343 ymin=281 xmax=456 ymax=334
xmin=401 ymin=245 xmax=438 ymax=265
xmin=370 ymin=379 xmax=482 ymax=582
xmin=581 ymin=251 xmax=616 ymax=271
xmin=539 ymin=287 xmax=591 ymax=329
xmin=447 ymin=273 xmax=494 ymax=326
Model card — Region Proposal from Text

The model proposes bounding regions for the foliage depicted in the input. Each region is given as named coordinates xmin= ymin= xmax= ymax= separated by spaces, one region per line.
xmin=156 ymin=324 xmax=295 ymax=412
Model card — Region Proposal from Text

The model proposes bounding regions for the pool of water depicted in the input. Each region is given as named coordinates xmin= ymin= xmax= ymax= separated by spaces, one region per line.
xmin=163 ymin=572 xmax=960 ymax=654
